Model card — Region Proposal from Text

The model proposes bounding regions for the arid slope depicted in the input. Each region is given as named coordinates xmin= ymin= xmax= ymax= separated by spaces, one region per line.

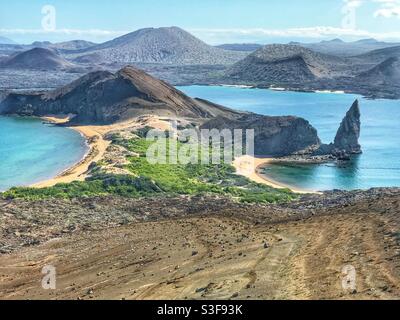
xmin=1 ymin=189 xmax=400 ymax=300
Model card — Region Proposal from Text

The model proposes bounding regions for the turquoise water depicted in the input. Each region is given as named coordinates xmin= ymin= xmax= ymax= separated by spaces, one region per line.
xmin=0 ymin=116 xmax=88 ymax=191
xmin=178 ymin=85 xmax=400 ymax=191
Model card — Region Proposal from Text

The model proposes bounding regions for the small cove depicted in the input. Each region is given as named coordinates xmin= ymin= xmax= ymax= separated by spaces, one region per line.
xmin=178 ymin=85 xmax=400 ymax=191
xmin=0 ymin=116 xmax=88 ymax=191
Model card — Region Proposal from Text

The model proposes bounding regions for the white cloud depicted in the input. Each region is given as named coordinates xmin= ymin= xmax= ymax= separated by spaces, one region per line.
xmin=2 ymin=25 xmax=400 ymax=45
xmin=189 ymin=26 xmax=400 ymax=42
xmin=0 ymin=28 xmax=128 ymax=37
xmin=344 ymin=0 xmax=364 ymax=8
xmin=374 ymin=6 xmax=400 ymax=18
xmin=373 ymin=0 xmax=400 ymax=18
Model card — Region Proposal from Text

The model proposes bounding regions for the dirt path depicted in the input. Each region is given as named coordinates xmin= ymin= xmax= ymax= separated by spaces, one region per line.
xmin=1 ymin=212 xmax=399 ymax=300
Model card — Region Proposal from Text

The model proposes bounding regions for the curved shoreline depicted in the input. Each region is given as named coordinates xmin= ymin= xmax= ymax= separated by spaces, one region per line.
xmin=232 ymin=155 xmax=321 ymax=194
xmin=32 ymin=115 xmax=111 ymax=188
xmin=31 ymin=115 xmax=173 ymax=189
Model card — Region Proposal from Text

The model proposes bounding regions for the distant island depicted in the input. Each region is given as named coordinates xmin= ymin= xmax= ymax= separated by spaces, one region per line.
xmin=1 ymin=27 xmax=400 ymax=99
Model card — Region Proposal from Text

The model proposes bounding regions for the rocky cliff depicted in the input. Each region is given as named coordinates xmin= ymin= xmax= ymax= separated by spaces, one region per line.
xmin=201 ymin=113 xmax=321 ymax=157
xmin=332 ymin=100 xmax=362 ymax=154
xmin=201 ymin=100 xmax=361 ymax=159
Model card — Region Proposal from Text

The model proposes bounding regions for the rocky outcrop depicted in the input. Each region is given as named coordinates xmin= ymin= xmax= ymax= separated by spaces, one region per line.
xmin=201 ymin=100 xmax=361 ymax=159
xmin=312 ymin=100 xmax=361 ymax=159
xmin=0 ymin=66 xmax=241 ymax=124
xmin=201 ymin=113 xmax=321 ymax=157
xmin=333 ymin=100 xmax=362 ymax=154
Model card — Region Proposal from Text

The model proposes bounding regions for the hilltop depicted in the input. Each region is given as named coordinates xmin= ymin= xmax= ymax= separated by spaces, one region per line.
xmin=68 ymin=27 xmax=247 ymax=65
xmin=32 ymin=40 xmax=96 ymax=51
xmin=0 ymin=65 xmax=240 ymax=124
xmin=226 ymin=44 xmax=350 ymax=83
xmin=0 ymin=47 xmax=75 ymax=71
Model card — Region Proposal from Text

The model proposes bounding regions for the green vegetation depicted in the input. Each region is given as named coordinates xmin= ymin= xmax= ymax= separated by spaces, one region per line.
xmin=1 ymin=134 xmax=297 ymax=203
xmin=125 ymin=138 xmax=296 ymax=203
xmin=2 ymin=175 xmax=161 ymax=201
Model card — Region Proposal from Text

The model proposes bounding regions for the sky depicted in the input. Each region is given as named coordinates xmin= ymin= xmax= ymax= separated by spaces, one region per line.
xmin=1 ymin=0 xmax=400 ymax=44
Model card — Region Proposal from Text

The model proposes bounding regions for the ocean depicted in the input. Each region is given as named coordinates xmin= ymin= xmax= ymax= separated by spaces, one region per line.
xmin=178 ymin=85 xmax=400 ymax=191
xmin=0 ymin=116 xmax=88 ymax=191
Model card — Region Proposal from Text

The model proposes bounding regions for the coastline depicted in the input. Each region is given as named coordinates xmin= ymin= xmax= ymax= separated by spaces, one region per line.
xmin=27 ymin=114 xmax=320 ymax=194
xmin=33 ymin=116 xmax=111 ymax=188
xmin=232 ymin=155 xmax=321 ymax=194
xmin=31 ymin=115 xmax=174 ymax=189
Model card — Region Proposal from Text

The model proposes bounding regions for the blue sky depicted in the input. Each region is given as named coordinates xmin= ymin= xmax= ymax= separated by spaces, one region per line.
xmin=1 ymin=0 xmax=400 ymax=44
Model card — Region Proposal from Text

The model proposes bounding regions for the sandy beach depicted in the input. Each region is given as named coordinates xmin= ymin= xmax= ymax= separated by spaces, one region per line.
xmin=32 ymin=115 xmax=173 ymax=188
xmin=232 ymin=155 xmax=320 ymax=194
xmin=33 ymin=116 xmax=111 ymax=188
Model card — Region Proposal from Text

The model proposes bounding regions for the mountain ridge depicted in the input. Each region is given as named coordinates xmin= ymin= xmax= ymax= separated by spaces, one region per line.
xmin=0 ymin=36 xmax=16 ymax=45
xmin=292 ymin=38 xmax=400 ymax=56
xmin=215 ymin=43 xmax=263 ymax=52
xmin=0 ymin=65 xmax=241 ymax=124
xmin=68 ymin=26 xmax=247 ymax=65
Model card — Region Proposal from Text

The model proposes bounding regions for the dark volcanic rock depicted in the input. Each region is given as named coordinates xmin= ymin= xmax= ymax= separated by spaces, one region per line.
xmin=201 ymin=100 xmax=362 ymax=159
xmin=314 ymin=100 xmax=362 ymax=158
xmin=0 ymin=66 xmax=239 ymax=124
xmin=201 ymin=113 xmax=321 ymax=157
xmin=333 ymin=100 xmax=361 ymax=154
